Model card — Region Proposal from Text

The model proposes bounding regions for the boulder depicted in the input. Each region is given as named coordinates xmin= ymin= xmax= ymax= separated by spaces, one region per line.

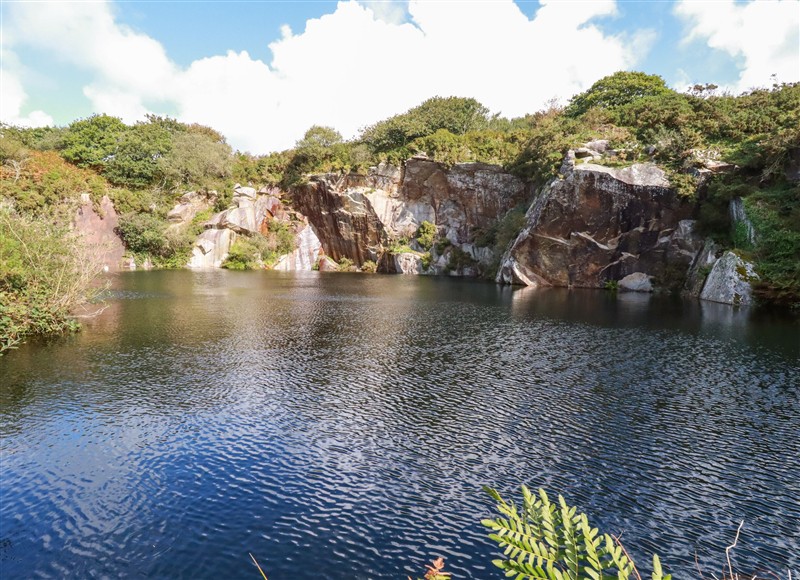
xmin=618 ymin=272 xmax=653 ymax=292
xmin=220 ymin=206 xmax=258 ymax=234
xmin=684 ymin=239 xmax=720 ymax=297
xmin=317 ymin=256 xmax=340 ymax=272
xmin=700 ymin=251 xmax=759 ymax=306
xmin=378 ymin=252 xmax=426 ymax=274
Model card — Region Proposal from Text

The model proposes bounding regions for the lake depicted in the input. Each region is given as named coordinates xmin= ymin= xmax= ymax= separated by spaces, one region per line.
xmin=1 ymin=270 xmax=798 ymax=578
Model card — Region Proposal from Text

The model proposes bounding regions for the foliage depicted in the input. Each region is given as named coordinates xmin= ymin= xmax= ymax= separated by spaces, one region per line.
xmin=0 ymin=208 xmax=105 ymax=354
xmin=0 ymin=150 xmax=107 ymax=213
xmin=507 ymin=111 xmax=586 ymax=185
xmin=360 ymin=259 xmax=377 ymax=273
xmin=446 ymin=246 xmax=476 ymax=272
xmin=337 ymin=257 xmax=355 ymax=271
xmin=361 ymin=96 xmax=491 ymax=153
xmin=61 ymin=114 xmax=127 ymax=170
xmin=744 ymin=188 xmax=800 ymax=307
xmin=415 ymin=221 xmax=437 ymax=251
xmin=221 ymin=221 xmax=296 ymax=270
xmin=102 ymin=120 xmax=173 ymax=188
xmin=482 ymin=486 xmax=671 ymax=580
xmin=158 ymin=131 xmax=232 ymax=190
xmin=565 ymin=71 xmax=674 ymax=118
xmin=221 ymin=237 xmax=264 ymax=270
xmin=0 ymin=123 xmax=67 ymax=151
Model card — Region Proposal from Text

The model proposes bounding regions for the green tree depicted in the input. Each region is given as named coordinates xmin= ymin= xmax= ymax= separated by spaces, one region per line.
xmin=158 ymin=131 xmax=232 ymax=190
xmin=565 ymin=71 xmax=674 ymax=118
xmin=61 ymin=114 xmax=126 ymax=169
xmin=361 ymin=96 xmax=491 ymax=153
xmin=103 ymin=121 xmax=173 ymax=188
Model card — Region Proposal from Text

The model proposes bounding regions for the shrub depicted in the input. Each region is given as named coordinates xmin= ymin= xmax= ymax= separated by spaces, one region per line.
xmin=415 ymin=221 xmax=437 ymax=251
xmin=222 ymin=238 xmax=263 ymax=270
xmin=0 ymin=208 xmax=105 ymax=353
xmin=360 ymin=260 xmax=377 ymax=273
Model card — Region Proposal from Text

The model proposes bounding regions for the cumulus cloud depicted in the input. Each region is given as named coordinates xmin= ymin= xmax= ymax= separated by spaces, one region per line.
xmin=0 ymin=46 xmax=54 ymax=127
xmin=674 ymin=0 xmax=800 ymax=91
xmin=3 ymin=0 xmax=644 ymax=152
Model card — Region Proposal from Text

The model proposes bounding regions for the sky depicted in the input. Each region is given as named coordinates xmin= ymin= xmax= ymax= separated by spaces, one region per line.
xmin=1 ymin=0 xmax=798 ymax=154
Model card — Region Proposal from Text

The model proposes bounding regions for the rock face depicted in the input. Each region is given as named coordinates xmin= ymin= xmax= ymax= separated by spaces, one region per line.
xmin=167 ymin=191 xmax=216 ymax=227
xmin=729 ymin=197 xmax=755 ymax=247
xmin=378 ymin=252 xmax=427 ymax=275
xmin=291 ymin=176 xmax=387 ymax=265
xmin=700 ymin=251 xmax=759 ymax=306
xmin=497 ymin=155 xmax=702 ymax=289
xmin=73 ymin=195 xmax=126 ymax=271
xmin=189 ymin=228 xmax=236 ymax=269
xmin=273 ymin=225 xmax=323 ymax=271
xmin=187 ymin=184 xmax=326 ymax=270
xmin=291 ymin=158 xmax=527 ymax=271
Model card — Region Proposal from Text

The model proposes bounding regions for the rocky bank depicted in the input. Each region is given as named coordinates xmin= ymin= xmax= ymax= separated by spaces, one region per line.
xmin=75 ymin=150 xmax=760 ymax=307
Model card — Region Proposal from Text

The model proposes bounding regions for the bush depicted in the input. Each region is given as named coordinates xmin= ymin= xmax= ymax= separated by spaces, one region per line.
xmin=415 ymin=221 xmax=437 ymax=251
xmin=221 ymin=222 xmax=296 ymax=270
xmin=1 ymin=150 xmax=107 ymax=213
xmin=0 ymin=208 xmax=105 ymax=353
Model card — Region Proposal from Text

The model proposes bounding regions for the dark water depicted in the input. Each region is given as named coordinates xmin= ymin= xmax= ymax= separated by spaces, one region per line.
xmin=1 ymin=271 xmax=798 ymax=579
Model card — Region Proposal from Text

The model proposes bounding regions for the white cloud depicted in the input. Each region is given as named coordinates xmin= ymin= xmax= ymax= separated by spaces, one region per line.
xmin=2 ymin=0 xmax=643 ymax=152
xmin=675 ymin=0 xmax=800 ymax=92
xmin=0 ymin=47 xmax=54 ymax=127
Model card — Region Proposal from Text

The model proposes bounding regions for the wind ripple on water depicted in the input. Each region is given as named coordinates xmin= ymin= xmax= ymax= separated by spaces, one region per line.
xmin=1 ymin=272 xmax=798 ymax=578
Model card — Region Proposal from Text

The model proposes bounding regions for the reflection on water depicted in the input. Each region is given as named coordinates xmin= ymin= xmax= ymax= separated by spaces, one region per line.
xmin=1 ymin=270 xmax=798 ymax=579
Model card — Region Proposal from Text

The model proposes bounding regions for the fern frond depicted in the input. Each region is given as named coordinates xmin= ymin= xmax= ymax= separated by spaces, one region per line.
xmin=483 ymin=487 xmax=669 ymax=580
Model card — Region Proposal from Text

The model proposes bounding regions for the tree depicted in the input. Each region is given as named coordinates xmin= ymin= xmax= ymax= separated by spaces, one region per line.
xmin=60 ymin=114 xmax=126 ymax=169
xmin=564 ymin=71 xmax=674 ymax=118
xmin=103 ymin=121 xmax=173 ymax=188
xmin=158 ymin=131 xmax=232 ymax=190
xmin=361 ymin=96 xmax=491 ymax=153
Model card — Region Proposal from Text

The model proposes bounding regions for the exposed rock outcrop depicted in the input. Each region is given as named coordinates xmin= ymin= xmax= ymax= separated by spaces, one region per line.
xmin=619 ymin=272 xmax=653 ymax=292
xmin=273 ymin=225 xmax=323 ymax=271
xmin=73 ymin=195 xmax=126 ymax=271
xmin=729 ymin=197 xmax=755 ymax=247
xmin=378 ymin=252 xmax=427 ymax=275
xmin=186 ymin=184 xmax=326 ymax=270
xmin=291 ymin=158 xmax=527 ymax=272
xmin=167 ymin=191 xmax=216 ymax=227
xmin=497 ymin=155 xmax=702 ymax=289
xmin=700 ymin=251 xmax=759 ymax=306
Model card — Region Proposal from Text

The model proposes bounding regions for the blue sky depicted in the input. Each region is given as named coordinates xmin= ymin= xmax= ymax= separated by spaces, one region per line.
xmin=2 ymin=1 xmax=798 ymax=153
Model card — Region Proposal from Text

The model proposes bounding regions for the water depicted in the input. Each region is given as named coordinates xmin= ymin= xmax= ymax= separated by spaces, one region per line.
xmin=1 ymin=270 xmax=798 ymax=579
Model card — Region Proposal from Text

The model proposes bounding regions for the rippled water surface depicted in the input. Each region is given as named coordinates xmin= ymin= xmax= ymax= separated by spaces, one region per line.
xmin=1 ymin=271 xmax=799 ymax=579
